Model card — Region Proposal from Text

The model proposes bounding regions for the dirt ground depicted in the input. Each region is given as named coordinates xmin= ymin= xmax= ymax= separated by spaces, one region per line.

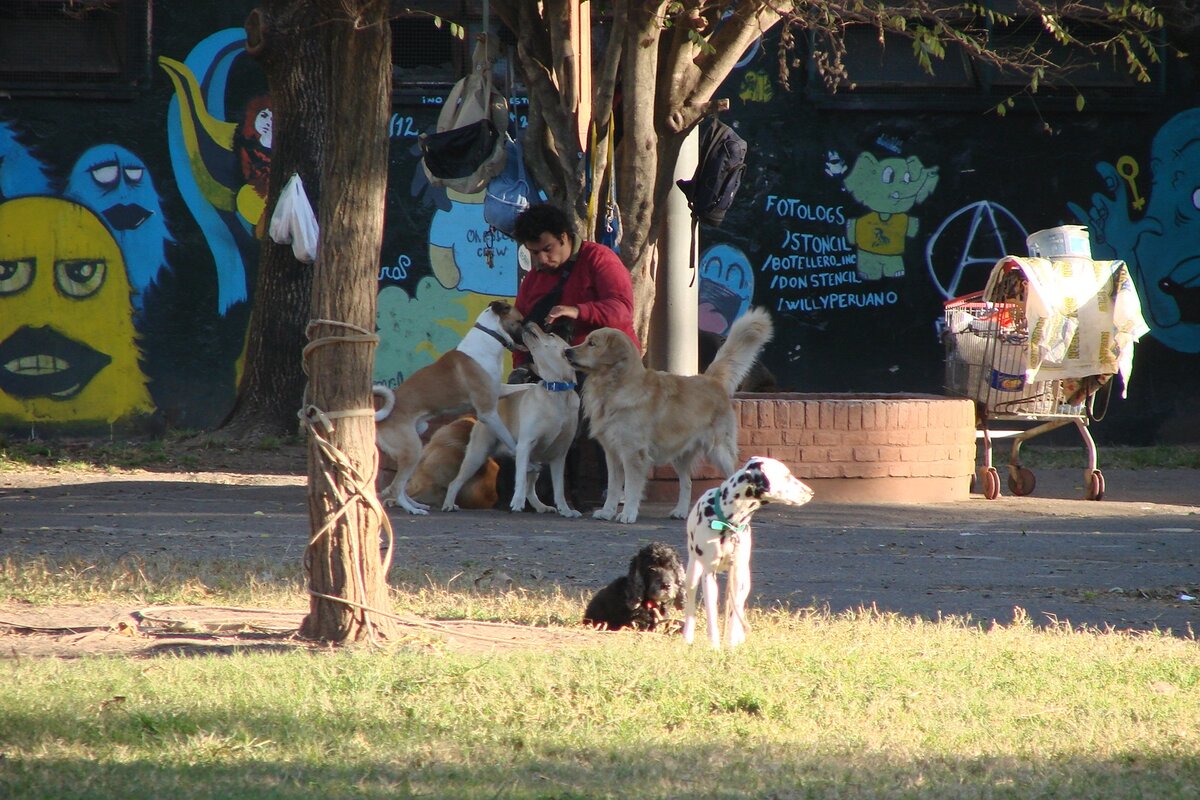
xmin=2 ymin=442 xmax=1198 ymax=657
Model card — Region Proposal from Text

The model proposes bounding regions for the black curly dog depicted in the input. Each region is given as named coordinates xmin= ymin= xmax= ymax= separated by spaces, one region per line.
xmin=583 ymin=542 xmax=685 ymax=631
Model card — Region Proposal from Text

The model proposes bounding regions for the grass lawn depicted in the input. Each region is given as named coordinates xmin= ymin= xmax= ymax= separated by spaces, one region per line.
xmin=2 ymin=441 xmax=1198 ymax=798
xmin=2 ymin=557 xmax=1199 ymax=800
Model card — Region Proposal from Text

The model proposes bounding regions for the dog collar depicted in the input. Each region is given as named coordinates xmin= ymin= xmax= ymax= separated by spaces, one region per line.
xmin=539 ymin=380 xmax=577 ymax=392
xmin=473 ymin=322 xmax=519 ymax=352
xmin=710 ymin=504 xmax=748 ymax=538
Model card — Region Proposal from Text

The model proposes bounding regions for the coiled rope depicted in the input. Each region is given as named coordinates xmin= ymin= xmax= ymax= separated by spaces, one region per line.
xmin=299 ymin=317 xmax=394 ymax=640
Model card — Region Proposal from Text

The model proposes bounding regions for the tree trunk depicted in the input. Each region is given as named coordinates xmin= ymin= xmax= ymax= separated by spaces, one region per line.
xmin=219 ymin=2 xmax=323 ymax=440
xmin=621 ymin=2 xmax=674 ymax=351
xmin=298 ymin=0 xmax=398 ymax=643
xmin=495 ymin=0 xmax=788 ymax=353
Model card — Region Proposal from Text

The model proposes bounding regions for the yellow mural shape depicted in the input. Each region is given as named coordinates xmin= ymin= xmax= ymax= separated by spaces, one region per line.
xmin=0 ymin=197 xmax=154 ymax=424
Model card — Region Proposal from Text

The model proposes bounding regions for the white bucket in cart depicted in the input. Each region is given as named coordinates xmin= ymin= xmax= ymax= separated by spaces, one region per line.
xmin=1026 ymin=225 xmax=1092 ymax=259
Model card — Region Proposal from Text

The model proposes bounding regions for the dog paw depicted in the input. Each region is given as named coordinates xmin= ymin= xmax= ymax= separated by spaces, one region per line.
xmin=382 ymin=497 xmax=397 ymax=508
xmin=441 ymin=503 xmax=460 ymax=513
xmin=404 ymin=507 xmax=430 ymax=516
xmin=558 ymin=507 xmax=582 ymax=518
xmin=592 ymin=508 xmax=617 ymax=521
xmin=615 ymin=510 xmax=638 ymax=524
xmin=668 ymin=508 xmax=688 ymax=520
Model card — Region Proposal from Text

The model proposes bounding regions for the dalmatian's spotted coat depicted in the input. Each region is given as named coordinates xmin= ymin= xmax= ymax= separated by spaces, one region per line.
xmin=682 ymin=456 xmax=814 ymax=648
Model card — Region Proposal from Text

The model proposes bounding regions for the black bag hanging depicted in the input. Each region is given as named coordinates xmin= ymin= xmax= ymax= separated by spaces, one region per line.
xmin=421 ymin=119 xmax=501 ymax=181
xmin=676 ymin=116 xmax=747 ymax=227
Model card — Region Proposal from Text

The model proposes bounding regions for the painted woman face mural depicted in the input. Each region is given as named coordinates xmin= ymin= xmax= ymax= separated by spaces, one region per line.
xmin=0 ymin=197 xmax=153 ymax=424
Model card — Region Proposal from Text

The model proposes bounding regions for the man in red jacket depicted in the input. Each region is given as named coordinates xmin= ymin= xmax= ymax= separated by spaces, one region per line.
xmin=511 ymin=203 xmax=639 ymax=372
xmin=506 ymin=203 xmax=637 ymax=509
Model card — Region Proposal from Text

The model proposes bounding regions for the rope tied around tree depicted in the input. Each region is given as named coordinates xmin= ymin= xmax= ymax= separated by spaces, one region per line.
xmin=300 ymin=317 xmax=394 ymax=640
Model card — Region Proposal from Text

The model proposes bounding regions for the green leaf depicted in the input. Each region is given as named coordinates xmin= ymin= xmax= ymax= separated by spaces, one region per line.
xmin=1076 ymin=94 xmax=1086 ymax=112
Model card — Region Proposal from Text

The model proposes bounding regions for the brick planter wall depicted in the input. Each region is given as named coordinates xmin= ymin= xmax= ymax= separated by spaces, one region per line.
xmin=646 ymin=393 xmax=977 ymax=504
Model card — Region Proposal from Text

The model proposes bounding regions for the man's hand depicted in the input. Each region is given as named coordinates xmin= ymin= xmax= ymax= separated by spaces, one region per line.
xmin=545 ymin=304 xmax=580 ymax=326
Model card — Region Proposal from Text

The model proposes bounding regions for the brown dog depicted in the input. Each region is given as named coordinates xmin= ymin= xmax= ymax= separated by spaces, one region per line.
xmin=565 ymin=307 xmax=773 ymax=523
xmin=406 ymin=417 xmax=499 ymax=510
xmin=374 ymin=301 xmax=528 ymax=514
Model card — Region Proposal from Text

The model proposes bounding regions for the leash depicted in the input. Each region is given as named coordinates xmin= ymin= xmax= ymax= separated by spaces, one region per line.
xmin=473 ymin=322 xmax=520 ymax=352
xmin=539 ymin=380 xmax=577 ymax=392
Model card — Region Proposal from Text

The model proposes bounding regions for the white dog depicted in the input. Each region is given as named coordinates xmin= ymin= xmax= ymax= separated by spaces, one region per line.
xmin=682 ymin=456 xmax=814 ymax=648
xmin=374 ymin=301 xmax=529 ymax=514
xmin=444 ymin=322 xmax=581 ymax=517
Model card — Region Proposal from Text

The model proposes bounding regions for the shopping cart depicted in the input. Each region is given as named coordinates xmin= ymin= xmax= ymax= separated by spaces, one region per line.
xmin=942 ymin=255 xmax=1147 ymax=501
xmin=943 ymin=290 xmax=1102 ymax=500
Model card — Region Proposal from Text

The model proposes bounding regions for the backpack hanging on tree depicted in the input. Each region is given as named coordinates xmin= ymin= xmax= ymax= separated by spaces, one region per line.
xmin=597 ymin=124 xmax=622 ymax=253
xmin=420 ymin=37 xmax=509 ymax=194
xmin=483 ymin=133 xmax=534 ymax=237
xmin=587 ymin=121 xmax=622 ymax=253
xmin=483 ymin=58 xmax=535 ymax=237
xmin=676 ymin=116 xmax=747 ymax=227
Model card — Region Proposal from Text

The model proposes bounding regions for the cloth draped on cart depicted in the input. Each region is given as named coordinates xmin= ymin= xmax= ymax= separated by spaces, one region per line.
xmin=982 ymin=257 xmax=1149 ymax=398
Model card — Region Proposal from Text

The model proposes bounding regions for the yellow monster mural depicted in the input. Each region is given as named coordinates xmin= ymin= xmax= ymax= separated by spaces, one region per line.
xmin=0 ymin=197 xmax=154 ymax=424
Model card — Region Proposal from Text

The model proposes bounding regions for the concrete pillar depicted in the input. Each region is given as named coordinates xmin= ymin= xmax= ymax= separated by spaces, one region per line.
xmin=649 ymin=128 xmax=700 ymax=374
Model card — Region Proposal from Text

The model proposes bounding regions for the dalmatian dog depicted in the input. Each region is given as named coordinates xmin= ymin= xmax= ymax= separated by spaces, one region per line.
xmin=682 ymin=456 xmax=814 ymax=648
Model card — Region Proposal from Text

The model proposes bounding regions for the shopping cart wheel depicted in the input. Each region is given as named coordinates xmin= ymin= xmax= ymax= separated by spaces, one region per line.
xmin=978 ymin=466 xmax=1001 ymax=500
xmin=1007 ymin=466 xmax=1036 ymax=497
xmin=1086 ymin=469 xmax=1106 ymax=501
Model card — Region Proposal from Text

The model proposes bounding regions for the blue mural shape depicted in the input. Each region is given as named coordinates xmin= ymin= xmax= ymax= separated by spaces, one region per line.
xmin=1069 ymin=107 xmax=1200 ymax=354
xmin=0 ymin=118 xmax=53 ymax=199
xmin=65 ymin=145 xmax=174 ymax=311
xmin=162 ymin=27 xmax=260 ymax=315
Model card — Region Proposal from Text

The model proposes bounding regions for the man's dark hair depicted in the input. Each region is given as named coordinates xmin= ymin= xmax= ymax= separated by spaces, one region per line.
xmin=513 ymin=203 xmax=575 ymax=244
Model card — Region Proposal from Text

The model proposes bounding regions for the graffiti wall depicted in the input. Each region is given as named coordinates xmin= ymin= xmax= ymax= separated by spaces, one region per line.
xmin=1 ymin=4 xmax=1197 ymax=444
xmin=697 ymin=45 xmax=1200 ymax=443
xmin=0 ymin=5 xmax=263 ymax=434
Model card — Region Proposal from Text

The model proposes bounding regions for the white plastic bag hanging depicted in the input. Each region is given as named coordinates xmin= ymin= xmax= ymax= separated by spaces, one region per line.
xmin=269 ymin=173 xmax=319 ymax=263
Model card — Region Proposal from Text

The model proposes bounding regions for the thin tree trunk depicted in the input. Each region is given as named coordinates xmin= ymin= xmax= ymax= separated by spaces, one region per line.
xmin=622 ymin=3 xmax=670 ymax=350
xmin=299 ymin=0 xmax=398 ymax=643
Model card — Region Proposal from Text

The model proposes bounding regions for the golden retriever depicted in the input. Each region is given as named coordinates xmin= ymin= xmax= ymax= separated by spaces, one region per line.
xmin=565 ymin=307 xmax=773 ymax=523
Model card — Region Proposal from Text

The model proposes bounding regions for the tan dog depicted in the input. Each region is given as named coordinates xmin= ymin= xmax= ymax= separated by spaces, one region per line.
xmin=374 ymin=301 xmax=528 ymax=514
xmin=444 ymin=322 xmax=581 ymax=517
xmin=565 ymin=307 xmax=773 ymax=524
xmin=406 ymin=417 xmax=500 ymax=510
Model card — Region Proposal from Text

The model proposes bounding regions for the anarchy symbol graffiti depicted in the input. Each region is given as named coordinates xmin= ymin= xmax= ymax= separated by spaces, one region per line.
xmin=925 ymin=201 xmax=1028 ymax=299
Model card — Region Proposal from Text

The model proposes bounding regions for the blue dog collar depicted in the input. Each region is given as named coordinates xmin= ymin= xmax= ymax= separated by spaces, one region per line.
xmin=710 ymin=504 xmax=747 ymax=538
xmin=540 ymin=380 xmax=577 ymax=392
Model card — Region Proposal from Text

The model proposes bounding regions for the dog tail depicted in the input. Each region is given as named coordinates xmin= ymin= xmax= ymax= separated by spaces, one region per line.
xmin=372 ymin=385 xmax=396 ymax=422
xmin=703 ymin=307 xmax=774 ymax=396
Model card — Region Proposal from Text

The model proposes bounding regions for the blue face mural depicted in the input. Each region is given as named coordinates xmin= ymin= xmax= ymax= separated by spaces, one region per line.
xmin=1069 ymin=108 xmax=1200 ymax=353
xmin=698 ymin=243 xmax=754 ymax=336
xmin=65 ymin=145 xmax=174 ymax=310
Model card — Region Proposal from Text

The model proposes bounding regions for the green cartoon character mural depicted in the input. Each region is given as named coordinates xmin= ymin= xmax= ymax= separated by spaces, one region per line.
xmin=843 ymin=144 xmax=939 ymax=281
